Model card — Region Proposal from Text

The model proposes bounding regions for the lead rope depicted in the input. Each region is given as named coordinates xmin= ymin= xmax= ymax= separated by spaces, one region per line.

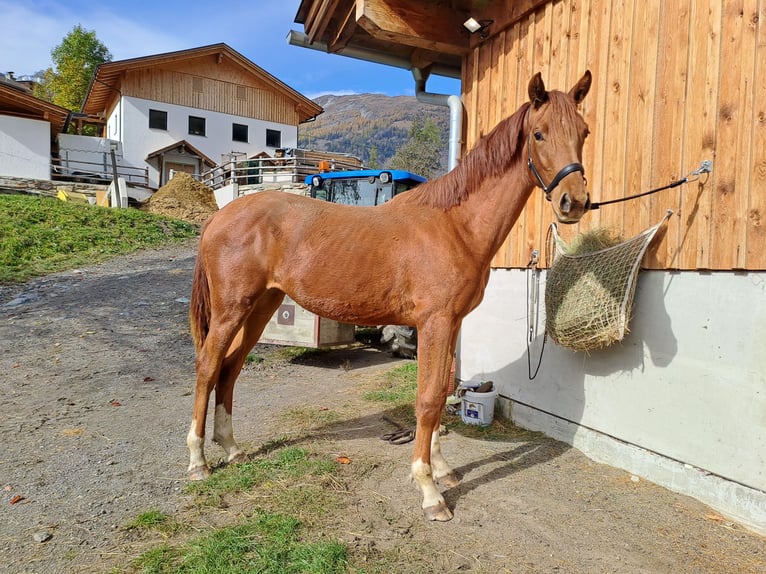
xmin=589 ymin=160 xmax=712 ymax=209
xmin=526 ymin=249 xmax=547 ymax=380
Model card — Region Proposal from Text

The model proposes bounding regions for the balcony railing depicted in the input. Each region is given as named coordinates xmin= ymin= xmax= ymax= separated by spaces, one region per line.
xmin=199 ymin=155 xmax=364 ymax=190
xmin=51 ymin=157 xmax=149 ymax=187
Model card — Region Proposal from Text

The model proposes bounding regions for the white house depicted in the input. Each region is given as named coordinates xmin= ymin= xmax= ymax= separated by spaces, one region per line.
xmin=80 ymin=43 xmax=323 ymax=190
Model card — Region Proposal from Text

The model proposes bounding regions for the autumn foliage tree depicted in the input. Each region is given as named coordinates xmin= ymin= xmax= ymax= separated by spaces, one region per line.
xmin=33 ymin=25 xmax=111 ymax=121
xmin=387 ymin=116 xmax=443 ymax=178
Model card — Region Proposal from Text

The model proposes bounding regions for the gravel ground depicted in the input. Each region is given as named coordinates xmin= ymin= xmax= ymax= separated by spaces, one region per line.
xmin=0 ymin=240 xmax=763 ymax=573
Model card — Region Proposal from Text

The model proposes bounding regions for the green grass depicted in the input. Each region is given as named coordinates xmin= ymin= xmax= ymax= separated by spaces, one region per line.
xmin=126 ymin=510 xmax=181 ymax=535
xmin=131 ymin=510 xmax=347 ymax=574
xmin=128 ymin=447 xmax=347 ymax=573
xmin=0 ymin=193 xmax=198 ymax=283
xmin=185 ymin=446 xmax=339 ymax=512
xmin=362 ymin=361 xmax=417 ymax=405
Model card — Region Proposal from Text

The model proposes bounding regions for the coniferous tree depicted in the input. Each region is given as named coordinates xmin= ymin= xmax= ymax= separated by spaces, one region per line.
xmin=387 ymin=116 xmax=442 ymax=178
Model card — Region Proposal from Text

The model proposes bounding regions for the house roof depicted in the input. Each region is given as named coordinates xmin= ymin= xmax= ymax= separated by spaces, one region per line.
xmin=146 ymin=140 xmax=216 ymax=168
xmin=0 ymin=77 xmax=71 ymax=139
xmin=292 ymin=0 xmax=548 ymax=80
xmin=82 ymin=43 xmax=322 ymax=122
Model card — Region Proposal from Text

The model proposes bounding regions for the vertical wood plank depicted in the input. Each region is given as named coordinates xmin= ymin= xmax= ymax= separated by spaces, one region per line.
xmin=624 ymin=0 xmax=659 ymax=245
xmin=712 ymin=0 xmax=746 ymax=270
xmin=577 ymin=0 xmax=611 ymax=239
xmin=682 ymin=0 xmax=723 ymax=269
xmin=732 ymin=0 xmax=758 ymax=269
xmin=598 ymin=0 xmax=631 ymax=243
xmin=748 ymin=1 xmax=766 ymax=269
xmin=649 ymin=0 xmax=691 ymax=268
xmin=683 ymin=0 xmax=722 ymax=270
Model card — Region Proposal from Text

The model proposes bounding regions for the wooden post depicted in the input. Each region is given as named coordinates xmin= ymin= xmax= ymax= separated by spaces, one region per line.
xmin=110 ymin=148 xmax=121 ymax=208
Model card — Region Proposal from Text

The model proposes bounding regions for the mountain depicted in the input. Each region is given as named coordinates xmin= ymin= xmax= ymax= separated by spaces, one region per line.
xmin=297 ymin=93 xmax=452 ymax=176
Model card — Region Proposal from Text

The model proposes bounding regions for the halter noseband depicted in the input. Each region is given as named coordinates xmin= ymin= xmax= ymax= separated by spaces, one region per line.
xmin=526 ymin=106 xmax=586 ymax=201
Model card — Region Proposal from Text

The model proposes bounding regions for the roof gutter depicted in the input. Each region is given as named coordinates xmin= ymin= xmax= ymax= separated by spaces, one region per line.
xmin=287 ymin=30 xmax=463 ymax=171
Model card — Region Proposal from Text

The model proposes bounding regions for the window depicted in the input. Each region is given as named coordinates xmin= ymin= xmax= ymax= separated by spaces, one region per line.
xmin=188 ymin=116 xmax=206 ymax=136
xmin=232 ymin=123 xmax=249 ymax=143
xmin=266 ymin=129 xmax=281 ymax=148
xmin=149 ymin=109 xmax=167 ymax=130
xmin=192 ymin=76 xmax=204 ymax=92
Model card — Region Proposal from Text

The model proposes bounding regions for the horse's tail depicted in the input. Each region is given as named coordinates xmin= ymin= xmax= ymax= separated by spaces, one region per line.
xmin=189 ymin=249 xmax=211 ymax=353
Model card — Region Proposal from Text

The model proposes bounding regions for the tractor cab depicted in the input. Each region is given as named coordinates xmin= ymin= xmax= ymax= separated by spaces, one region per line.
xmin=306 ymin=169 xmax=426 ymax=206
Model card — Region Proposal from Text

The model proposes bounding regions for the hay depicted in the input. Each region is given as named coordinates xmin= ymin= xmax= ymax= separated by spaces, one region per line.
xmin=544 ymin=215 xmax=670 ymax=352
xmin=564 ymin=226 xmax=623 ymax=255
xmin=142 ymin=172 xmax=218 ymax=225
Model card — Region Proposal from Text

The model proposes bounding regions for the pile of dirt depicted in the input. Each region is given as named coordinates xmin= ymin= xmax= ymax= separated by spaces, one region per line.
xmin=142 ymin=172 xmax=218 ymax=225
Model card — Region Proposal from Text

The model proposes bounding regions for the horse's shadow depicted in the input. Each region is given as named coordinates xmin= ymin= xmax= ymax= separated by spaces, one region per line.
xmin=233 ymin=344 xmax=574 ymax=515
xmin=442 ymin=439 xmax=569 ymax=509
xmin=240 ymin=397 xmax=568 ymax=516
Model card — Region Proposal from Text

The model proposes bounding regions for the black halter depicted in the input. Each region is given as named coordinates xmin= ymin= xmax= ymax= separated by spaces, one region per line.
xmin=526 ymin=107 xmax=585 ymax=201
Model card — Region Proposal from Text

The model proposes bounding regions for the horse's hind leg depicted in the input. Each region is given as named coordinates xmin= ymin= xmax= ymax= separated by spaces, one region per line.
xmin=212 ymin=290 xmax=285 ymax=465
xmin=187 ymin=289 xmax=284 ymax=480
xmin=187 ymin=326 xmax=231 ymax=480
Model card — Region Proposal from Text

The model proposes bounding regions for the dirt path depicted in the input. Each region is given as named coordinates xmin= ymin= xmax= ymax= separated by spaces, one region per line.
xmin=0 ymin=240 xmax=763 ymax=573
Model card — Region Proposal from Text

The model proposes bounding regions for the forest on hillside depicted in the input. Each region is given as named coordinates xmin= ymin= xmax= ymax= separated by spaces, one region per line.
xmin=297 ymin=93 xmax=452 ymax=175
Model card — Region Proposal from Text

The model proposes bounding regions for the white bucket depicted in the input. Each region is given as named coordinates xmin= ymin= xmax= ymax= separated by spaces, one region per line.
xmin=460 ymin=389 xmax=498 ymax=426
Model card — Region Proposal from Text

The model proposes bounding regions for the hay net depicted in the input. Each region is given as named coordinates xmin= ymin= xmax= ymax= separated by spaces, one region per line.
xmin=544 ymin=211 xmax=672 ymax=352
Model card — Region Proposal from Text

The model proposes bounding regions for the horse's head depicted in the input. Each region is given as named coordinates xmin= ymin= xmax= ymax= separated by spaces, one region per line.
xmin=526 ymin=71 xmax=592 ymax=223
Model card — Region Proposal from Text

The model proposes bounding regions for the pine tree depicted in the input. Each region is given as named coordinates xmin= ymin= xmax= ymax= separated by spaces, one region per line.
xmin=387 ymin=116 xmax=442 ymax=178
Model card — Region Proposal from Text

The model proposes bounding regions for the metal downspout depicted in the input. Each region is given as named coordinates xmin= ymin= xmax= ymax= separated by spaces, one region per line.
xmin=286 ymin=31 xmax=463 ymax=169
xmin=411 ymin=68 xmax=462 ymax=172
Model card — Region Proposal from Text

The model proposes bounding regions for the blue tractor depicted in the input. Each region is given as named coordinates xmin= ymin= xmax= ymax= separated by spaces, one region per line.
xmin=306 ymin=169 xmax=426 ymax=206
xmin=305 ymin=168 xmax=427 ymax=357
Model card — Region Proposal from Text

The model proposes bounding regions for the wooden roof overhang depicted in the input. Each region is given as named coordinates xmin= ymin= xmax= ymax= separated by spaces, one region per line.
xmin=0 ymin=80 xmax=71 ymax=140
xmin=82 ymin=43 xmax=323 ymax=123
xmin=292 ymin=0 xmax=550 ymax=80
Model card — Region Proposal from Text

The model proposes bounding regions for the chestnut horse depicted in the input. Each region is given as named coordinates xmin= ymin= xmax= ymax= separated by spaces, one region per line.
xmin=187 ymin=71 xmax=592 ymax=521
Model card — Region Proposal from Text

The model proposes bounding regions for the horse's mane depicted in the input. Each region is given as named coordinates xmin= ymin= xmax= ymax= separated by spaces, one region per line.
xmin=400 ymin=90 xmax=577 ymax=210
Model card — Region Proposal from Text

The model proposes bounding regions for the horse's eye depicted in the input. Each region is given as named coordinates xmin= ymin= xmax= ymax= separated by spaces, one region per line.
xmin=534 ymin=131 xmax=544 ymax=141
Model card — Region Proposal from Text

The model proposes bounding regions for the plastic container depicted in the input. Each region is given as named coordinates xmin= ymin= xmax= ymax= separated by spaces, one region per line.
xmin=460 ymin=388 xmax=498 ymax=426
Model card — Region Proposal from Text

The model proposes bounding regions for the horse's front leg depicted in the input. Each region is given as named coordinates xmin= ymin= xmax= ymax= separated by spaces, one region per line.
xmin=411 ymin=319 xmax=460 ymax=521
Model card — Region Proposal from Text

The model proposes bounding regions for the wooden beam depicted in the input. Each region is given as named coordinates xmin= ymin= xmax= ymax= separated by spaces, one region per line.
xmin=328 ymin=1 xmax=357 ymax=52
xmin=308 ymin=0 xmax=343 ymax=44
xmin=356 ymin=0 xmax=469 ymax=56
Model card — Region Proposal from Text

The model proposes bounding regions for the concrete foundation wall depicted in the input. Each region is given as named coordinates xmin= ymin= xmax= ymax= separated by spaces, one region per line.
xmin=458 ymin=268 xmax=766 ymax=533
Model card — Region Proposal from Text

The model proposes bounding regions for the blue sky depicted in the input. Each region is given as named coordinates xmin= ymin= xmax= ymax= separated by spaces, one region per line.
xmin=0 ymin=0 xmax=461 ymax=99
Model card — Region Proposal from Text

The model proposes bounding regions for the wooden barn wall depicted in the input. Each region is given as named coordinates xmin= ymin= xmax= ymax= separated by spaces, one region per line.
xmin=463 ymin=0 xmax=765 ymax=271
xmin=120 ymin=66 xmax=300 ymax=126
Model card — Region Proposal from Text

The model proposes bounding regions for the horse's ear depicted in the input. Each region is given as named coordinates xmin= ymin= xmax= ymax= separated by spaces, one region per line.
xmin=569 ymin=70 xmax=592 ymax=104
xmin=528 ymin=72 xmax=548 ymax=109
